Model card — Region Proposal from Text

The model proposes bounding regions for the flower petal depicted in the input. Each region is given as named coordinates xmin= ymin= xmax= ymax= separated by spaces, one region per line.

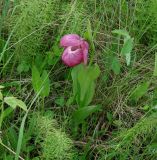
xmin=60 ymin=34 xmax=82 ymax=47
xmin=62 ymin=46 xmax=83 ymax=67
xmin=81 ymin=41 xmax=89 ymax=65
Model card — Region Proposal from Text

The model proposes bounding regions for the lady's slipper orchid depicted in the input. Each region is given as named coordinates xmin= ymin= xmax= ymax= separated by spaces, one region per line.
xmin=60 ymin=34 xmax=89 ymax=67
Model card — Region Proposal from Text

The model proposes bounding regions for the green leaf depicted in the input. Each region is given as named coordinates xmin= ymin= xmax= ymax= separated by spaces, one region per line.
xmin=52 ymin=45 xmax=62 ymax=57
xmin=66 ymin=96 xmax=74 ymax=106
xmin=15 ymin=113 xmax=27 ymax=160
xmin=0 ymin=85 xmax=4 ymax=89
xmin=121 ymin=38 xmax=133 ymax=55
xmin=2 ymin=107 xmax=14 ymax=119
xmin=130 ymin=82 xmax=150 ymax=102
xmin=46 ymin=52 xmax=54 ymax=65
xmin=78 ymin=65 xmax=100 ymax=107
xmin=111 ymin=56 xmax=121 ymax=75
xmin=7 ymin=127 xmax=18 ymax=149
xmin=142 ymin=105 xmax=150 ymax=111
xmin=17 ymin=61 xmax=30 ymax=73
xmin=83 ymin=82 xmax=95 ymax=107
xmin=71 ymin=64 xmax=100 ymax=107
xmin=112 ymin=29 xmax=130 ymax=38
xmin=40 ymin=70 xmax=50 ymax=97
xmin=78 ymin=69 xmax=92 ymax=104
xmin=4 ymin=97 xmax=27 ymax=111
xmin=88 ymin=64 xmax=100 ymax=80
xmin=32 ymin=66 xmax=50 ymax=97
xmin=112 ymin=29 xmax=133 ymax=66
xmin=55 ymin=97 xmax=65 ymax=107
xmin=153 ymin=52 xmax=157 ymax=76
xmin=35 ymin=55 xmax=45 ymax=73
xmin=32 ymin=65 xmax=42 ymax=94
xmin=71 ymin=64 xmax=83 ymax=98
xmin=72 ymin=105 xmax=102 ymax=125
xmin=121 ymin=38 xmax=133 ymax=66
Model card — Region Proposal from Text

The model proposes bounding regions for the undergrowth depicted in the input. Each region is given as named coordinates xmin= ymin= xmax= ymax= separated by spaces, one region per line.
xmin=33 ymin=113 xmax=76 ymax=160
xmin=99 ymin=111 xmax=157 ymax=159
xmin=9 ymin=0 xmax=61 ymax=72
xmin=1 ymin=0 xmax=157 ymax=159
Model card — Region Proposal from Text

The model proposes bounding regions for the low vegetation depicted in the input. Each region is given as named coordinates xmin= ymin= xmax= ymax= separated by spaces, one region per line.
xmin=1 ymin=0 xmax=157 ymax=159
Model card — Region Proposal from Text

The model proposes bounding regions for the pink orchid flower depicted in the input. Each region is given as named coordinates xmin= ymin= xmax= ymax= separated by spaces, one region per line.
xmin=60 ymin=34 xmax=89 ymax=67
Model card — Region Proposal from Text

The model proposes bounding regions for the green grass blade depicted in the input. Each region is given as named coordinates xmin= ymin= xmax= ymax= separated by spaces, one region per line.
xmin=15 ymin=113 xmax=27 ymax=160
xmin=153 ymin=52 xmax=157 ymax=76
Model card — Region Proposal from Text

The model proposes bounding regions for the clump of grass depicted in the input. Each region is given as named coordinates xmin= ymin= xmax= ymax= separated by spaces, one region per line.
xmin=9 ymin=0 xmax=60 ymax=65
xmin=42 ymin=130 xmax=75 ymax=160
xmin=98 ymin=112 xmax=157 ymax=159
xmin=134 ymin=0 xmax=157 ymax=46
xmin=34 ymin=112 xmax=77 ymax=160
xmin=60 ymin=1 xmax=88 ymax=34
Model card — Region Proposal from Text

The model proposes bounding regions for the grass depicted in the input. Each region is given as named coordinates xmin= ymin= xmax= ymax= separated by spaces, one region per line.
xmin=1 ymin=0 xmax=157 ymax=159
